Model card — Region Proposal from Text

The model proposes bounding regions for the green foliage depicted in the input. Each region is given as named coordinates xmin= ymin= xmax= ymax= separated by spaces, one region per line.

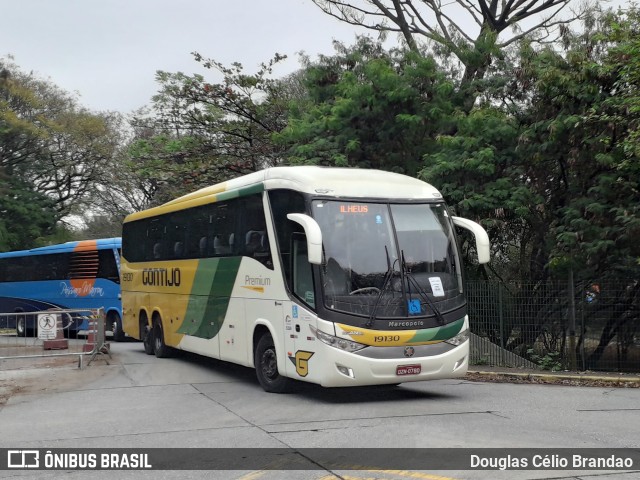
xmin=526 ymin=10 xmax=640 ymax=279
xmin=128 ymin=53 xmax=294 ymax=205
xmin=527 ymin=349 xmax=563 ymax=372
xmin=421 ymin=106 xmax=543 ymax=280
xmin=277 ymin=38 xmax=456 ymax=176
xmin=421 ymin=7 xmax=640 ymax=283
xmin=1 ymin=58 xmax=123 ymax=222
xmin=0 ymin=172 xmax=57 ymax=251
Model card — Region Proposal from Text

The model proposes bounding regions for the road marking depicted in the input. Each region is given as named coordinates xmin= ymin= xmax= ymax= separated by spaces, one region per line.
xmin=317 ymin=471 xmax=459 ymax=480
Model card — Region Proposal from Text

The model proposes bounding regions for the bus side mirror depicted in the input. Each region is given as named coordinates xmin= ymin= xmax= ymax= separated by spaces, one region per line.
xmin=286 ymin=213 xmax=323 ymax=265
xmin=452 ymin=216 xmax=490 ymax=264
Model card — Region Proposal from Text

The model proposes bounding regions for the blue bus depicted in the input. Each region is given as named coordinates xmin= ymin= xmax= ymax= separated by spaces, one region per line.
xmin=0 ymin=238 xmax=124 ymax=340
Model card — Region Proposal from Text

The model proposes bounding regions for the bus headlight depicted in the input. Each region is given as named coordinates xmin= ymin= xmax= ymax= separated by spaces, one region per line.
xmin=310 ymin=326 xmax=366 ymax=353
xmin=444 ymin=328 xmax=469 ymax=347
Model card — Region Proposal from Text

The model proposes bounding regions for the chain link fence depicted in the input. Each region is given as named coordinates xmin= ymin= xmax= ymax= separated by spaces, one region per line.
xmin=466 ymin=279 xmax=640 ymax=373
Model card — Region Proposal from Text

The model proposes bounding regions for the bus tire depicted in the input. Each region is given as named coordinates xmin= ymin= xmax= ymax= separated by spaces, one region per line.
xmin=110 ymin=312 xmax=125 ymax=342
xmin=141 ymin=317 xmax=154 ymax=355
xmin=254 ymin=333 xmax=292 ymax=393
xmin=153 ymin=317 xmax=173 ymax=358
xmin=16 ymin=314 xmax=26 ymax=337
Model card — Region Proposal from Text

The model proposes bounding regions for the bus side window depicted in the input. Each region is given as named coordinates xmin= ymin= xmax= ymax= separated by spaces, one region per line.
xmin=245 ymin=231 xmax=264 ymax=255
xmin=199 ymin=237 xmax=209 ymax=257
xmin=153 ymin=242 xmax=164 ymax=259
xmin=98 ymin=250 xmax=120 ymax=283
xmin=268 ymin=189 xmax=309 ymax=297
xmin=239 ymin=194 xmax=273 ymax=269
xmin=214 ymin=235 xmax=231 ymax=255
xmin=173 ymin=241 xmax=185 ymax=259
xmin=292 ymin=233 xmax=315 ymax=308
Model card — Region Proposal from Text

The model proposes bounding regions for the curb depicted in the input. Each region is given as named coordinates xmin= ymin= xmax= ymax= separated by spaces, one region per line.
xmin=467 ymin=370 xmax=640 ymax=385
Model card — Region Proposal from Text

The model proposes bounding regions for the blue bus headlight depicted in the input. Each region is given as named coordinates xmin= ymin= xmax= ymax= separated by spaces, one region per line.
xmin=444 ymin=328 xmax=469 ymax=347
xmin=310 ymin=326 xmax=366 ymax=353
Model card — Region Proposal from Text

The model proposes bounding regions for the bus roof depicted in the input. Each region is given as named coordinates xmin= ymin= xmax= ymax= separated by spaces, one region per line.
xmin=124 ymin=167 xmax=443 ymax=223
xmin=0 ymin=238 xmax=121 ymax=258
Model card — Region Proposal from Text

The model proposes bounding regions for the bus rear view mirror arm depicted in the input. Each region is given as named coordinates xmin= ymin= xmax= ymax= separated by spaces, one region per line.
xmin=286 ymin=213 xmax=323 ymax=265
xmin=452 ymin=216 xmax=490 ymax=264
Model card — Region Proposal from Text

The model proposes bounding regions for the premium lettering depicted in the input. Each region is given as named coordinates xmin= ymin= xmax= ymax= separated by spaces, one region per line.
xmin=245 ymin=275 xmax=271 ymax=286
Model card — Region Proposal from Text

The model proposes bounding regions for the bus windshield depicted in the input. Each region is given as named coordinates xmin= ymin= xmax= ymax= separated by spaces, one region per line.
xmin=312 ymin=200 xmax=463 ymax=319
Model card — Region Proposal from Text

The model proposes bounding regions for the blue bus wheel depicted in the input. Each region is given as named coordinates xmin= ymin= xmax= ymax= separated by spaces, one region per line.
xmin=16 ymin=315 xmax=26 ymax=337
xmin=110 ymin=313 xmax=125 ymax=342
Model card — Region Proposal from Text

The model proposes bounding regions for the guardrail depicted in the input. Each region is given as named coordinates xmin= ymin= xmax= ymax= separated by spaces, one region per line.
xmin=0 ymin=308 xmax=111 ymax=369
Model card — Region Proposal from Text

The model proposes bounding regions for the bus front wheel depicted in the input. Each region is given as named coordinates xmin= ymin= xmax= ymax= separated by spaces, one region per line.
xmin=254 ymin=333 xmax=292 ymax=393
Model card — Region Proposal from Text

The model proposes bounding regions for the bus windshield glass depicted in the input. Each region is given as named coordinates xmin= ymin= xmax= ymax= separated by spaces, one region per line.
xmin=312 ymin=200 xmax=463 ymax=319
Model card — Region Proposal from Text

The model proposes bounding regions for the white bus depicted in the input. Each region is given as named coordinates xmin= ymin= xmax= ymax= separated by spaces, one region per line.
xmin=120 ymin=167 xmax=489 ymax=392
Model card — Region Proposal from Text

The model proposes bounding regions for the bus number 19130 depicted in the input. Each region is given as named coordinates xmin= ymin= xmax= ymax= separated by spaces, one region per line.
xmin=374 ymin=335 xmax=400 ymax=343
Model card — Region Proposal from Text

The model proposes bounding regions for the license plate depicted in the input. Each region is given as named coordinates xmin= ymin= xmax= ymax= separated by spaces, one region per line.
xmin=396 ymin=364 xmax=421 ymax=376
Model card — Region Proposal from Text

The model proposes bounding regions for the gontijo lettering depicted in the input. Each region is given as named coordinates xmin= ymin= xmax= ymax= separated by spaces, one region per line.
xmin=142 ymin=268 xmax=181 ymax=286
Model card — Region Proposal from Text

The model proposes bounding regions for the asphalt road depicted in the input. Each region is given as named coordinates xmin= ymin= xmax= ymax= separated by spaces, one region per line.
xmin=1 ymin=340 xmax=639 ymax=480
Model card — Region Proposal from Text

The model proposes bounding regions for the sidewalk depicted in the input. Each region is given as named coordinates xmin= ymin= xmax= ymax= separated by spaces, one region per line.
xmin=467 ymin=365 xmax=640 ymax=387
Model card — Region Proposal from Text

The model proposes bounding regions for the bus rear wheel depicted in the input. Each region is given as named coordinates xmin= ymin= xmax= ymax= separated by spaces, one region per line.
xmin=16 ymin=314 xmax=26 ymax=337
xmin=153 ymin=318 xmax=173 ymax=358
xmin=254 ymin=333 xmax=292 ymax=393
xmin=141 ymin=316 xmax=154 ymax=355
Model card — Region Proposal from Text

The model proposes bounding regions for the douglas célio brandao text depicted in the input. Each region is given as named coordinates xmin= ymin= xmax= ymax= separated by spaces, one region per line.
xmin=469 ymin=453 xmax=635 ymax=470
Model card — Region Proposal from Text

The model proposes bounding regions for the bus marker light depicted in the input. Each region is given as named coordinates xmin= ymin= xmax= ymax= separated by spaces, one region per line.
xmin=336 ymin=365 xmax=354 ymax=378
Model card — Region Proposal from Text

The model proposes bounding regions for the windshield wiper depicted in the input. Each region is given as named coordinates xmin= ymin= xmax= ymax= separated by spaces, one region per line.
xmin=401 ymin=250 xmax=445 ymax=325
xmin=365 ymin=246 xmax=397 ymax=328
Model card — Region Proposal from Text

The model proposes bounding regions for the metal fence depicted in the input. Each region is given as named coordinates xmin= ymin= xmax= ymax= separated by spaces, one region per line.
xmin=0 ymin=308 xmax=111 ymax=369
xmin=466 ymin=280 xmax=640 ymax=373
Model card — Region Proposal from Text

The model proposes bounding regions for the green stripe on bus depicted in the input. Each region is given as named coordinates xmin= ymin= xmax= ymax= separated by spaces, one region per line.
xmin=216 ymin=183 xmax=264 ymax=202
xmin=178 ymin=256 xmax=242 ymax=339
xmin=408 ymin=317 xmax=464 ymax=343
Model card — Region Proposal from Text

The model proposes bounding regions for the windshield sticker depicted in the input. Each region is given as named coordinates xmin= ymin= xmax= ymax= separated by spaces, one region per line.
xmin=375 ymin=215 xmax=383 ymax=224
xmin=429 ymin=277 xmax=446 ymax=297
xmin=408 ymin=299 xmax=421 ymax=315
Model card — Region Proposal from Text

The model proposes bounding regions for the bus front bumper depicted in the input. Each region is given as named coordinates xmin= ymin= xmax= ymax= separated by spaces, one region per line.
xmin=312 ymin=340 xmax=469 ymax=388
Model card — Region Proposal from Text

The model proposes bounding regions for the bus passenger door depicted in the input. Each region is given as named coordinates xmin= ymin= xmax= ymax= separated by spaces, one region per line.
xmin=282 ymin=234 xmax=318 ymax=380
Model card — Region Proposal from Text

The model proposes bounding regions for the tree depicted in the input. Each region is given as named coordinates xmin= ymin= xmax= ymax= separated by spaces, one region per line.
xmin=126 ymin=53 xmax=297 ymax=206
xmin=277 ymin=37 xmax=456 ymax=176
xmin=420 ymin=106 xmax=535 ymax=280
xmin=422 ymin=7 xmax=640 ymax=365
xmin=0 ymin=171 xmax=57 ymax=251
xmin=311 ymin=0 xmax=600 ymax=109
xmin=1 ymin=58 xmax=123 ymax=222
xmin=422 ymin=6 xmax=639 ymax=281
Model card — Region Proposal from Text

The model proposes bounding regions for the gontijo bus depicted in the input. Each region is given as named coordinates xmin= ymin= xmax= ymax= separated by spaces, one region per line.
xmin=0 ymin=238 xmax=124 ymax=339
xmin=120 ymin=167 xmax=489 ymax=392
